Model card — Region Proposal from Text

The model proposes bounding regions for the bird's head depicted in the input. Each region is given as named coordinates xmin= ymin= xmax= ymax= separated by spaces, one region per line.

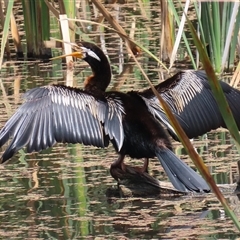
xmin=50 ymin=41 xmax=112 ymax=92
xmin=50 ymin=41 xmax=107 ymax=65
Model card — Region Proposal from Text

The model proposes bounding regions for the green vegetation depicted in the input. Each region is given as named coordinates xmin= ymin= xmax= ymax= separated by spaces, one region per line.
xmin=0 ymin=1 xmax=239 ymax=72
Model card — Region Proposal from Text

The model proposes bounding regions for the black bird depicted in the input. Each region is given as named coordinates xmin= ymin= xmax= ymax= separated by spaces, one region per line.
xmin=2 ymin=42 xmax=239 ymax=193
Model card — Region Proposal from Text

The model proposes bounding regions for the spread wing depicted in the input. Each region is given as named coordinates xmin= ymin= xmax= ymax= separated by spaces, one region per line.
xmin=0 ymin=85 xmax=125 ymax=163
xmin=140 ymin=70 xmax=240 ymax=139
xmin=140 ymin=96 xmax=178 ymax=138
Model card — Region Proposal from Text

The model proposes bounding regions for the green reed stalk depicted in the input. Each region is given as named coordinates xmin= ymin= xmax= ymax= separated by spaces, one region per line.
xmin=22 ymin=0 xmax=50 ymax=57
xmin=0 ymin=0 xmax=14 ymax=69
xmin=62 ymin=0 xmax=76 ymax=41
xmin=196 ymin=2 xmax=240 ymax=72
xmin=41 ymin=0 xmax=50 ymax=41
xmin=22 ymin=0 xmax=36 ymax=56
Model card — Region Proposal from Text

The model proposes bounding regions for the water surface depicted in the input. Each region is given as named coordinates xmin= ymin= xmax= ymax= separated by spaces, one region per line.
xmin=0 ymin=58 xmax=239 ymax=239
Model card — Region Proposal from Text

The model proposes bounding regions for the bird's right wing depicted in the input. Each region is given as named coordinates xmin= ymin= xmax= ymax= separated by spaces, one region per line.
xmin=140 ymin=96 xmax=178 ymax=139
xmin=0 ymin=85 xmax=125 ymax=163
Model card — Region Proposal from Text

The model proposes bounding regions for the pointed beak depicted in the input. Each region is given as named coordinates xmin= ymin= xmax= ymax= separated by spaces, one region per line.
xmin=50 ymin=41 xmax=101 ymax=62
xmin=50 ymin=51 xmax=84 ymax=60
xmin=50 ymin=42 xmax=84 ymax=60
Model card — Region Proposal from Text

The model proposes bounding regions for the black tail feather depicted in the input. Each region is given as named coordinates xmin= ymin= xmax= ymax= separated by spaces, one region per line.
xmin=156 ymin=148 xmax=210 ymax=193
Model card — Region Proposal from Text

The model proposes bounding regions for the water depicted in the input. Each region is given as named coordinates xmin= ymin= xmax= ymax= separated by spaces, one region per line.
xmin=0 ymin=60 xmax=239 ymax=239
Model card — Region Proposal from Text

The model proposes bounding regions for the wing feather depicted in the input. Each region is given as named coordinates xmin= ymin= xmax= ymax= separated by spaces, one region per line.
xmin=140 ymin=70 xmax=240 ymax=139
xmin=0 ymin=85 xmax=125 ymax=162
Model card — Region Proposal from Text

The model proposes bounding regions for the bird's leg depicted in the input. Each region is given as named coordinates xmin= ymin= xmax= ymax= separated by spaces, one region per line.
xmin=110 ymin=154 xmax=126 ymax=181
xmin=110 ymin=155 xmax=149 ymax=182
xmin=130 ymin=158 xmax=149 ymax=174
xmin=140 ymin=158 xmax=149 ymax=173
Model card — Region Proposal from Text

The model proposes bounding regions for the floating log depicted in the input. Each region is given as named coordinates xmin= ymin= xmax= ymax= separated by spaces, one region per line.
xmin=107 ymin=164 xmax=238 ymax=198
xmin=107 ymin=164 xmax=187 ymax=198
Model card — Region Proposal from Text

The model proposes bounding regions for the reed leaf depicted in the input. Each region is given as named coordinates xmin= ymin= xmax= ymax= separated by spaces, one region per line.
xmin=160 ymin=0 xmax=174 ymax=61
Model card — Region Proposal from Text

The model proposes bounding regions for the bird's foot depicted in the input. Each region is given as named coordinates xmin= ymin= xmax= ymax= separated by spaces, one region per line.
xmin=110 ymin=161 xmax=126 ymax=182
xmin=110 ymin=158 xmax=149 ymax=182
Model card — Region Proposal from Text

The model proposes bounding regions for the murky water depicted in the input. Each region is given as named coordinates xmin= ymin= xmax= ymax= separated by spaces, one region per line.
xmin=0 ymin=59 xmax=240 ymax=239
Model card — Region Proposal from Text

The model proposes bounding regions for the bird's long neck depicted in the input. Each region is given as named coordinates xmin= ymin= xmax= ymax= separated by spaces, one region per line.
xmin=84 ymin=57 xmax=112 ymax=93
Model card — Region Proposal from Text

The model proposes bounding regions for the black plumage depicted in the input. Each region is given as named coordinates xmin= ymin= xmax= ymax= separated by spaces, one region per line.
xmin=2 ymin=41 xmax=238 ymax=192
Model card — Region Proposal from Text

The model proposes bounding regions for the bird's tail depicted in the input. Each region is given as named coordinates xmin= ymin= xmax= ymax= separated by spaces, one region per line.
xmin=156 ymin=148 xmax=210 ymax=193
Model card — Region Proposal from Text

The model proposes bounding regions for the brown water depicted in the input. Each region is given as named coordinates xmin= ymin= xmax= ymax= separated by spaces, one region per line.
xmin=0 ymin=60 xmax=240 ymax=239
